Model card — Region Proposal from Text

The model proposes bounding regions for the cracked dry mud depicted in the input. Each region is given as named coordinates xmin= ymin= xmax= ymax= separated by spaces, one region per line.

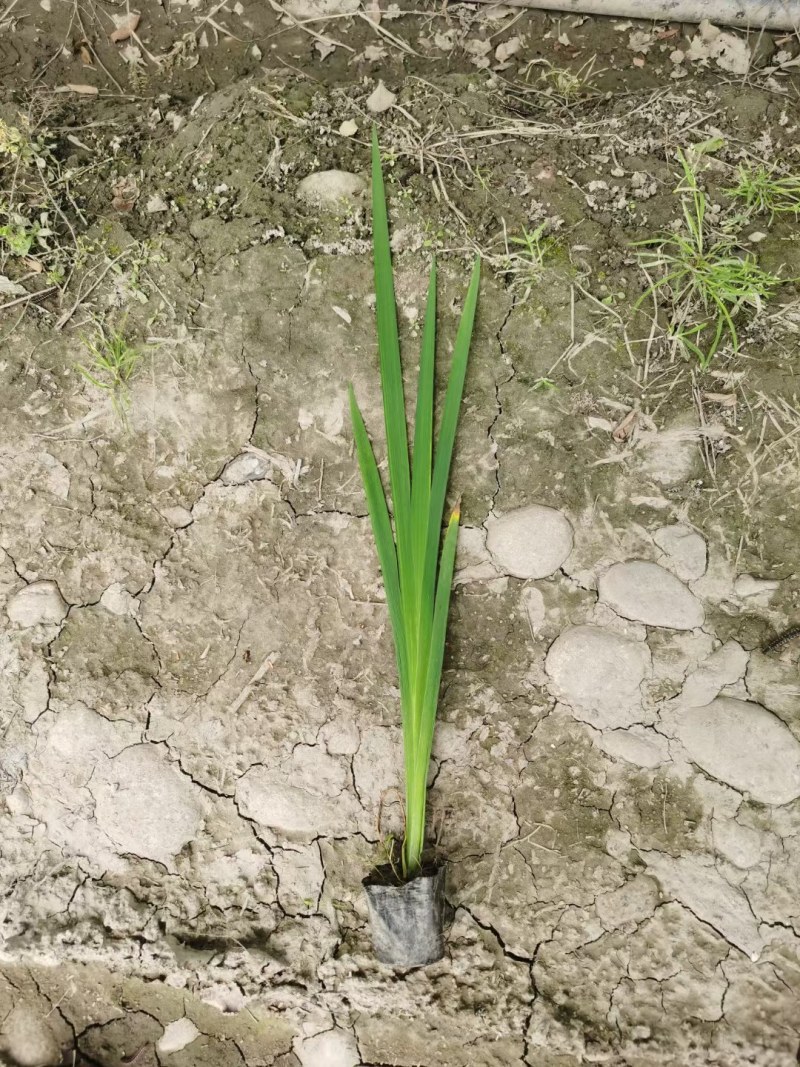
xmin=2 ymin=3 xmax=800 ymax=1065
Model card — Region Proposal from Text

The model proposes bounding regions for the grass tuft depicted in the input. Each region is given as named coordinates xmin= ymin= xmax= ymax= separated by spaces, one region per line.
xmin=500 ymin=221 xmax=558 ymax=293
xmin=539 ymin=57 xmax=601 ymax=102
xmin=727 ymin=162 xmax=800 ymax=222
xmin=349 ymin=129 xmax=480 ymax=878
xmin=77 ymin=325 xmax=141 ymax=422
xmin=635 ymin=149 xmax=782 ymax=367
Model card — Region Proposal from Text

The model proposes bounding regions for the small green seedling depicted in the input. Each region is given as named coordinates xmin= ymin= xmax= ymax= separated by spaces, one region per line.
xmin=533 ymin=377 xmax=557 ymax=392
xmin=0 ymin=211 xmax=53 ymax=259
xmin=635 ymin=149 xmax=781 ymax=367
xmin=508 ymin=222 xmax=557 ymax=270
xmin=727 ymin=162 xmax=800 ymax=222
xmin=499 ymin=222 xmax=557 ymax=299
xmin=77 ymin=325 xmax=141 ymax=420
xmin=349 ymin=130 xmax=480 ymax=878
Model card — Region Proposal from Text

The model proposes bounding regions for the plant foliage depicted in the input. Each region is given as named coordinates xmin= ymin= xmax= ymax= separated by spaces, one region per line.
xmin=349 ymin=130 xmax=480 ymax=876
xmin=635 ymin=149 xmax=781 ymax=367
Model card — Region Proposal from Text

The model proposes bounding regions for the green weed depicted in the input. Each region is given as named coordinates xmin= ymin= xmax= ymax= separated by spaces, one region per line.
xmin=499 ymin=221 xmax=558 ymax=298
xmin=533 ymin=377 xmax=557 ymax=391
xmin=0 ymin=119 xmax=74 ymax=285
xmin=77 ymin=325 xmax=141 ymax=421
xmin=727 ymin=162 xmax=800 ymax=222
xmin=509 ymin=222 xmax=557 ymax=270
xmin=0 ymin=211 xmax=53 ymax=259
xmin=635 ymin=149 xmax=782 ymax=367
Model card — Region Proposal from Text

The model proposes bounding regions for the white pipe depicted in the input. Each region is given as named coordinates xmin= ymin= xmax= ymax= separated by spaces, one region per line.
xmin=465 ymin=0 xmax=800 ymax=31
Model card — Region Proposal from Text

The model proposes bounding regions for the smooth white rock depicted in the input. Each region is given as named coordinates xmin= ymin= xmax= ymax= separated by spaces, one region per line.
xmin=100 ymin=582 xmax=139 ymax=616
xmin=653 ymin=524 xmax=707 ymax=580
xmin=677 ymin=641 xmax=749 ymax=708
xmin=599 ymin=560 xmax=704 ymax=630
xmin=545 ymin=625 xmax=651 ymax=728
xmin=636 ymin=417 xmax=698 ymax=486
xmin=157 ymin=1018 xmax=201 ymax=1055
xmin=6 ymin=581 xmax=68 ymax=627
xmin=93 ymin=745 xmax=204 ymax=864
xmin=486 ymin=505 xmax=573 ymax=580
xmin=676 ymin=697 xmax=800 ymax=805
xmin=297 ymin=170 xmax=367 ymax=207
xmin=522 ymin=586 xmax=546 ymax=637
xmin=160 ymin=505 xmax=193 ymax=528
xmin=221 ymin=452 xmax=270 ymax=485
xmin=296 ymin=1029 xmax=360 ymax=1067
xmin=596 ymin=726 xmax=669 ymax=768
xmin=39 ymin=452 xmax=71 ymax=499
xmin=713 ymin=819 xmax=772 ymax=870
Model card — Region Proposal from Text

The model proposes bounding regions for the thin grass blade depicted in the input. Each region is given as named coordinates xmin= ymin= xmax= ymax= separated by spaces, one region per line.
xmin=408 ymin=256 xmax=480 ymax=752
xmin=420 ymin=257 xmax=480 ymax=623
xmin=371 ymin=128 xmax=416 ymax=667
xmin=75 ymin=366 xmax=104 ymax=389
xmin=348 ymin=385 xmax=408 ymax=697
xmin=371 ymin=128 xmax=411 ymax=524
xmin=418 ymin=501 xmax=461 ymax=773
xmin=409 ymin=259 xmax=437 ymax=624
xmin=411 ymin=258 xmax=437 ymax=534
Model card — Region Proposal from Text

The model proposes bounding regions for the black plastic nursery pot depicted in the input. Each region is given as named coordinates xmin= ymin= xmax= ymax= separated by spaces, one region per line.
xmin=363 ymin=863 xmax=447 ymax=968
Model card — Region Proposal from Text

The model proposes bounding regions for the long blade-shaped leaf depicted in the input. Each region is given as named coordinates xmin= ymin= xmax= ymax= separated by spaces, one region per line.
xmin=406 ymin=256 xmax=480 ymax=781
xmin=419 ymin=257 xmax=480 ymax=658
xmin=371 ymin=129 xmax=411 ymax=526
xmin=410 ymin=258 xmax=437 ymax=571
xmin=419 ymin=503 xmax=461 ymax=766
xmin=348 ymin=385 xmax=408 ymax=699
xmin=404 ymin=502 xmax=461 ymax=873
xmin=371 ymin=128 xmax=416 ymax=669
xmin=406 ymin=259 xmax=438 ymax=756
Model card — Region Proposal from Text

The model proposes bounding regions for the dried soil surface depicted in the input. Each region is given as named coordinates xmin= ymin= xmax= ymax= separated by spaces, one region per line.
xmin=1 ymin=2 xmax=800 ymax=1065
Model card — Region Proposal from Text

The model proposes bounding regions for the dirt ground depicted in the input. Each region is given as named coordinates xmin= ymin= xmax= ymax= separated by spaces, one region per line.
xmin=1 ymin=1 xmax=800 ymax=1065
